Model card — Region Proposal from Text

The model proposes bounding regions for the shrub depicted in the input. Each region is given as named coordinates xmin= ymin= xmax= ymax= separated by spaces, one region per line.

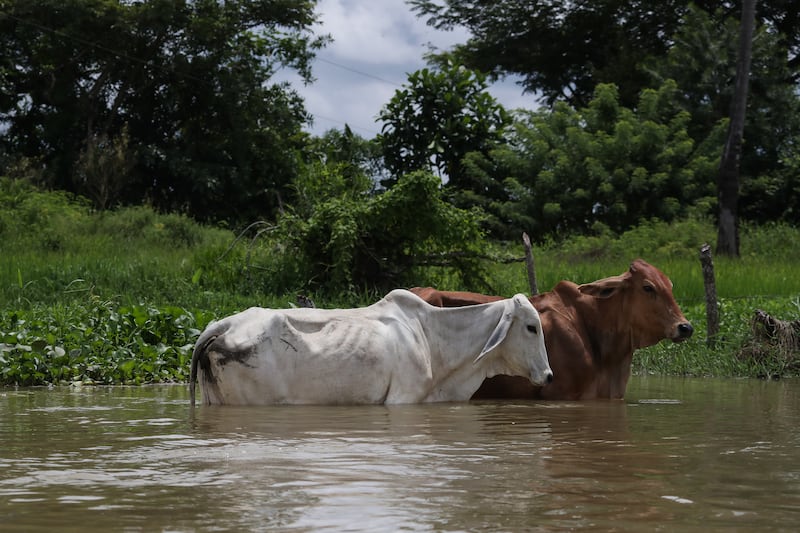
xmin=0 ymin=176 xmax=92 ymax=251
xmin=248 ymin=169 xmax=489 ymax=295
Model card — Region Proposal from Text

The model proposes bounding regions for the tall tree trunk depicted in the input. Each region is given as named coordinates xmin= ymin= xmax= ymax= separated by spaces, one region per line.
xmin=716 ymin=0 xmax=757 ymax=257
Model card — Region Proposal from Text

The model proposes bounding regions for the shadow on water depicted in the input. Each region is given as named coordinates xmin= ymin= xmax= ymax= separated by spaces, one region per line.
xmin=1 ymin=377 xmax=800 ymax=531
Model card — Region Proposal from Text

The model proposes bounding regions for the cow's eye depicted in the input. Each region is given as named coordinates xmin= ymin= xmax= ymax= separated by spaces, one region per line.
xmin=527 ymin=324 xmax=538 ymax=334
xmin=644 ymin=285 xmax=655 ymax=293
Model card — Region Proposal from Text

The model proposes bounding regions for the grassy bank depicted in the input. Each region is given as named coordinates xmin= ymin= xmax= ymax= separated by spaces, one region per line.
xmin=483 ymin=220 xmax=800 ymax=379
xmin=1 ymin=180 xmax=799 ymax=385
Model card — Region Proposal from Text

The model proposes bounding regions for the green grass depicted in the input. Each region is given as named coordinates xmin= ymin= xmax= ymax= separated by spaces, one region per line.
xmin=482 ymin=218 xmax=800 ymax=301
xmin=428 ymin=217 xmax=800 ymax=381
xmin=1 ymin=178 xmax=799 ymax=385
xmin=634 ymin=294 xmax=800 ymax=379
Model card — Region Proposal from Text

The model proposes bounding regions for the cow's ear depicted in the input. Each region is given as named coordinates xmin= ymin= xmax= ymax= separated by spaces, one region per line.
xmin=578 ymin=276 xmax=627 ymax=299
xmin=475 ymin=308 xmax=514 ymax=364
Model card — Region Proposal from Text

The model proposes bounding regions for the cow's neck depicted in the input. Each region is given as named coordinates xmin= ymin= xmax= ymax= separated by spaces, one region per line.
xmin=581 ymin=294 xmax=637 ymax=397
xmin=592 ymin=295 xmax=642 ymax=398
xmin=421 ymin=304 xmax=515 ymax=401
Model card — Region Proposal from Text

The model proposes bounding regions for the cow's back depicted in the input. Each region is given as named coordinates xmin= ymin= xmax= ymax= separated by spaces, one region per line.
xmin=409 ymin=287 xmax=503 ymax=307
xmin=194 ymin=305 xmax=400 ymax=404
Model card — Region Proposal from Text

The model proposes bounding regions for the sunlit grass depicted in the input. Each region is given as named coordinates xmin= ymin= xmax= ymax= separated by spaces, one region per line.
xmin=484 ymin=219 xmax=800 ymax=304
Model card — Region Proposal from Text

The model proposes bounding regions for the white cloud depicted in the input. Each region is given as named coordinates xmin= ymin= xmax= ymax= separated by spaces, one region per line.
xmin=285 ymin=0 xmax=536 ymax=137
xmin=317 ymin=0 xmax=424 ymax=66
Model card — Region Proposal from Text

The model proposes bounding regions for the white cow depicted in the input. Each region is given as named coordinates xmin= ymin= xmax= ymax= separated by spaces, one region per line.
xmin=189 ymin=289 xmax=552 ymax=406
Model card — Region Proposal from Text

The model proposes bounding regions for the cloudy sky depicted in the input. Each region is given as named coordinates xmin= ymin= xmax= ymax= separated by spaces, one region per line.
xmin=280 ymin=0 xmax=537 ymax=137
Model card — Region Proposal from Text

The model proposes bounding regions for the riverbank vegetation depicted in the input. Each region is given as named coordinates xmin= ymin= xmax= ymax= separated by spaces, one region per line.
xmin=1 ymin=181 xmax=798 ymax=386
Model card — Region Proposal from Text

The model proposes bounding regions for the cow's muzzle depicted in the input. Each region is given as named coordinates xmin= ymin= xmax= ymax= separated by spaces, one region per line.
xmin=535 ymin=369 xmax=554 ymax=385
xmin=672 ymin=322 xmax=694 ymax=342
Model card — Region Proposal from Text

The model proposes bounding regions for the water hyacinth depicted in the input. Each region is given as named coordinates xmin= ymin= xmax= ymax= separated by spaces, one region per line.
xmin=0 ymin=304 xmax=208 ymax=386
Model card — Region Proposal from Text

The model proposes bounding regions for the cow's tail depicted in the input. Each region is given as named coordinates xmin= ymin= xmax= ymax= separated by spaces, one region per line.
xmin=190 ymin=320 xmax=224 ymax=406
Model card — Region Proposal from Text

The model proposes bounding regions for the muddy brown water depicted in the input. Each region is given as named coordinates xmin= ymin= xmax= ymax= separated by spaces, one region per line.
xmin=1 ymin=376 xmax=799 ymax=532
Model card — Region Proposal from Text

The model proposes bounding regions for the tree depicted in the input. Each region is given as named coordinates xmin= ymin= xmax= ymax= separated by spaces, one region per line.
xmin=413 ymin=0 xmax=800 ymax=231
xmin=646 ymin=4 xmax=800 ymax=227
xmin=377 ymin=61 xmax=510 ymax=195
xmin=716 ymin=0 xmax=757 ymax=257
xmin=0 ymin=0 xmax=328 ymax=223
xmin=410 ymin=1 xmax=800 ymax=109
xmin=75 ymin=126 xmax=134 ymax=210
xmin=488 ymin=82 xmax=722 ymax=240
xmin=304 ymin=125 xmax=387 ymax=188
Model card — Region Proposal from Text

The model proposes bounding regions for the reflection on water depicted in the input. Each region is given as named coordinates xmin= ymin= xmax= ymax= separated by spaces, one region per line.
xmin=1 ymin=377 xmax=799 ymax=532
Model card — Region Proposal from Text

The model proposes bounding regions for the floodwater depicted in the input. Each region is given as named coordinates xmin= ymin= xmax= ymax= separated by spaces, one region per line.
xmin=1 ymin=377 xmax=799 ymax=532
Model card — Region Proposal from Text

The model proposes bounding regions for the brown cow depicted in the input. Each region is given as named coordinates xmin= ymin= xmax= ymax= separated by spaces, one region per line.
xmin=411 ymin=259 xmax=693 ymax=400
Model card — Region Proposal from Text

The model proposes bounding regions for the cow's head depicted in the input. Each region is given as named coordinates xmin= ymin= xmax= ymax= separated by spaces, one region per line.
xmin=475 ymin=294 xmax=554 ymax=386
xmin=577 ymin=259 xmax=693 ymax=348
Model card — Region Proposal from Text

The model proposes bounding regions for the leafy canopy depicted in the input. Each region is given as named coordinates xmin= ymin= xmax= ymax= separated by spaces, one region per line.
xmin=490 ymin=82 xmax=723 ymax=240
xmin=377 ymin=61 xmax=510 ymax=193
xmin=410 ymin=0 xmax=800 ymax=109
xmin=645 ymin=4 xmax=800 ymax=224
xmin=0 ymin=0 xmax=328 ymax=223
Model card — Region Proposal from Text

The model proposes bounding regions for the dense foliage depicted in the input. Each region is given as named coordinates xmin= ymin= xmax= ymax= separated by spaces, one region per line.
xmin=377 ymin=62 xmax=510 ymax=191
xmin=646 ymin=5 xmax=800 ymax=223
xmin=2 ymin=0 xmax=800 ymax=238
xmin=0 ymin=0 xmax=326 ymax=223
xmin=0 ymin=170 xmax=487 ymax=300
xmin=410 ymin=0 xmax=799 ymax=108
xmin=481 ymin=82 xmax=723 ymax=239
xmin=409 ymin=0 xmax=800 ymax=232
xmin=255 ymin=168 xmax=488 ymax=293
xmin=0 ymin=304 xmax=209 ymax=385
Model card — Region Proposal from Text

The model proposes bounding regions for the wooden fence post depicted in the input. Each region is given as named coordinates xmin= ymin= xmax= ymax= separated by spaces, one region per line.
xmin=522 ymin=232 xmax=538 ymax=296
xmin=699 ymin=243 xmax=720 ymax=347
